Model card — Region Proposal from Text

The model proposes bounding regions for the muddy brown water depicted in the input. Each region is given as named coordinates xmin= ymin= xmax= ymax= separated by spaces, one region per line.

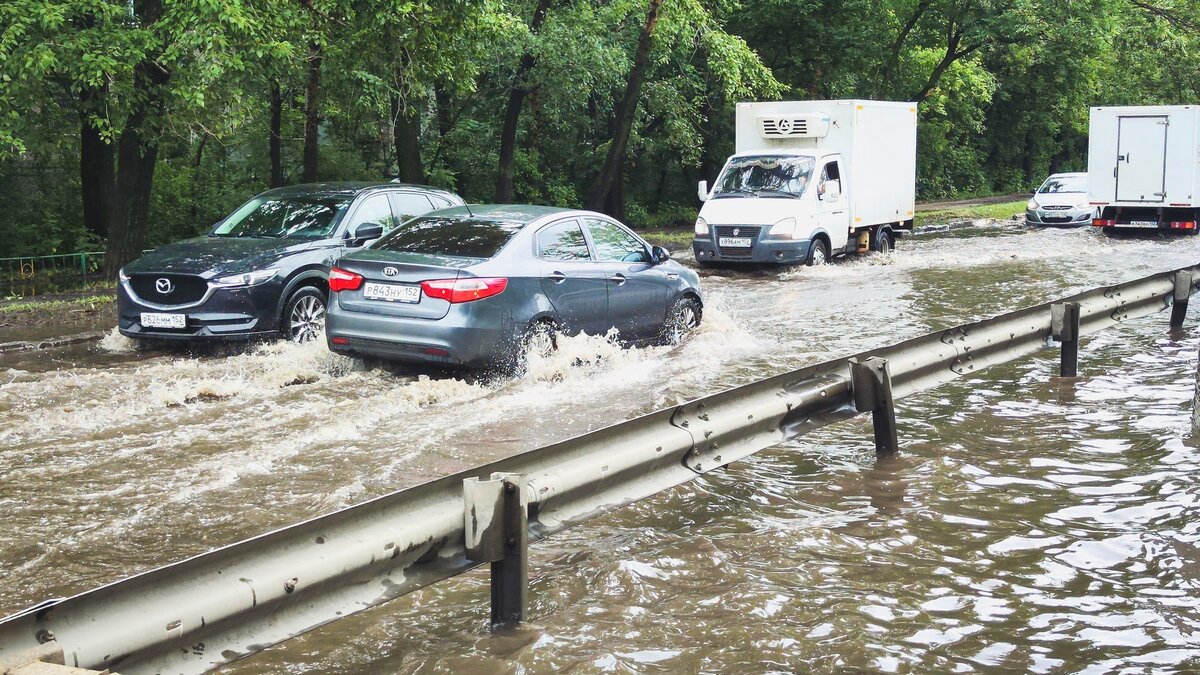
xmin=4 ymin=224 xmax=1200 ymax=672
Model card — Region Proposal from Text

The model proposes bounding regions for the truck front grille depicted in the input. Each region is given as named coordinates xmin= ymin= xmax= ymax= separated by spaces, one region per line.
xmin=714 ymin=225 xmax=761 ymax=258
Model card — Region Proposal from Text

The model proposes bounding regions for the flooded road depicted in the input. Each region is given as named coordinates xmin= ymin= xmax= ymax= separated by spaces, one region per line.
xmin=4 ymin=224 xmax=1200 ymax=672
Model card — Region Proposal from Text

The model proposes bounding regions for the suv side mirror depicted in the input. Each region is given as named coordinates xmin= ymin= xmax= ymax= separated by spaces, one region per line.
xmin=352 ymin=223 xmax=384 ymax=243
xmin=697 ymin=180 xmax=709 ymax=203
xmin=652 ymin=246 xmax=671 ymax=264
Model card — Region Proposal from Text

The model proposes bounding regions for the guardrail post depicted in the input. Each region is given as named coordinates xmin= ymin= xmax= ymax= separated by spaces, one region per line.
xmin=463 ymin=472 xmax=528 ymax=629
xmin=1171 ymin=270 xmax=1193 ymax=328
xmin=1051 ymin=302 xmax=1081 ymax=377
xmin=849 ymin=357 xmax=899 ymax=454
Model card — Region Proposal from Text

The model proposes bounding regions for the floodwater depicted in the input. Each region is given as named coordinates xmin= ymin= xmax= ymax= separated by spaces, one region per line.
xmin=4 ymin=224 xmax=1200 ymax=672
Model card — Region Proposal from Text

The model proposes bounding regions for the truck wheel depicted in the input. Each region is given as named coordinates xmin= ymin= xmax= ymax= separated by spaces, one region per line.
xmin=806 ymin=238 xmax=830 ymax=266
xmin=873 ymin=229 xmax=894 ymax=253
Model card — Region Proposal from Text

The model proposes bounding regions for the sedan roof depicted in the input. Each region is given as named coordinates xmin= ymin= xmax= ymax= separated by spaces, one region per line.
xmin=429 ymin=204 xmax=574 ymax=223
xmin=260 ymin=182 xmax=455 ymax=199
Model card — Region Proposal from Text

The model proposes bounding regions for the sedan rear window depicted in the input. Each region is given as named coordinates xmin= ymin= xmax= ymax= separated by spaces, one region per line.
xmin=371 ymin=215 xmax=525 ymax=259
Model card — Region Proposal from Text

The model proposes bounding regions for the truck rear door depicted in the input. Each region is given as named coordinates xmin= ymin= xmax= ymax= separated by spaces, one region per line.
xmin=1116 ymin=115 xmax=1169 ymax=202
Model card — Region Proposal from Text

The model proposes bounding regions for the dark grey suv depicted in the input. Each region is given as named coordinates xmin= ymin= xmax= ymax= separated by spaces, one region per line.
xmin=325 ymin=205 xmax=703 ymax=369
xmin=117 ymin=182 xmax=463 ymax=342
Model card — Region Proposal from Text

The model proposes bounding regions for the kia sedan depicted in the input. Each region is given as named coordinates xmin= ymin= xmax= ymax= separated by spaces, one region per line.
xmin=325 ymin=205 xmax=703 ymax=369
xmin=1026 ymin=172 xmax=1094 ymax=227
xmin=118 ymin=182 xmax=463 ymax=343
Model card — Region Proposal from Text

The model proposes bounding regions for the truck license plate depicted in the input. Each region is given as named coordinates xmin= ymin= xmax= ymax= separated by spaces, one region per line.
xmin=141 ymin=313 xmax=186 ymax=329
xmin=718 ymin=237 xmax=753 ymax=248
xmin=1129 ymin=220 xmax=1158 ymax=227
xmin=363 ymin=282 xmax=421 ymax=303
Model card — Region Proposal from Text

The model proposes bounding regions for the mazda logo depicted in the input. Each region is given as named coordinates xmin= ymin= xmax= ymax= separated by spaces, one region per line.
xmin=155 ymin=278 xmax=174 ymax=294
xmin=382 ymin=267 xmax=399 ymax=277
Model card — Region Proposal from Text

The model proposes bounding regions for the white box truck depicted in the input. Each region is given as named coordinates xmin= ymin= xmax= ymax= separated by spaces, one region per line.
xmin=1088 ymin=105 xmax=1200 ymax=233
xmin=692 ymin=99 xmax=917 ymax=266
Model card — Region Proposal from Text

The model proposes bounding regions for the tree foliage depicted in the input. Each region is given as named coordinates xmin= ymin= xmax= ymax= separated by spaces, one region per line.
xmin=0 ymin=0 xmax=1197 ymax=261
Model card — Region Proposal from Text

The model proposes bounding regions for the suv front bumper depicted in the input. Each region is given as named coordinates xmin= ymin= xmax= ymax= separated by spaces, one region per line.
xmin=117 ymin=279 xmax=283 ymax=341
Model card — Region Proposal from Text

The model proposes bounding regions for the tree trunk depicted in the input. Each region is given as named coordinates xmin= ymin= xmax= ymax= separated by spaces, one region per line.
xmin=393 ymin=96 xmax=425 ymax=183
xmin=269 ymin=80 xmax=284 ymax=187
xmin=882 ymin=0 xmax=931 ymax=86
xmin=586 ymin=0 xmax=664 ymax=216
xmin=79 ymin=94 xmax=114 ymax=240
xmin=495 ymin=0 xmax=554 ymax=203
xmin=302 ymin=42 xmax=322 ymax=182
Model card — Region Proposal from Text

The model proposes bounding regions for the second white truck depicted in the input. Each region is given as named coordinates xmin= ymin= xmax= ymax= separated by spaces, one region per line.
xmin=693 ymin=100 xmax=917 ymax=265
xmin=1087 ymin=104 xmax=1200 ymax=234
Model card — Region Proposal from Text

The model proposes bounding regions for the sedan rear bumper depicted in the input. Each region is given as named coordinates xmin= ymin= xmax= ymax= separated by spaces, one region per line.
xmin=325 ymin=299 xmax=517 ymax=367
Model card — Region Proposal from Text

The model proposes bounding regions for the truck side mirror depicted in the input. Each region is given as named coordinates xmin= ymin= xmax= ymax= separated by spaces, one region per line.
xmin=697 ymin=180 xmax=709 ymax=202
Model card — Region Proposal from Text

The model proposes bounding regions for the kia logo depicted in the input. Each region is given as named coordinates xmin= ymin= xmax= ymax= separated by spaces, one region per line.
xmin=155 ymin=278 xmax=174 ymax=294
xmin=382 ymin=267 xmax=399 ymax=277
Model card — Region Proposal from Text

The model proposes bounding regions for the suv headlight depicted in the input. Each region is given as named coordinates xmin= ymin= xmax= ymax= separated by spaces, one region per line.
xmin=768 ymin=217 xmax=797 ymax=239
xmin=694 ymin=217 xmax=709 ymax=236
xmin=213 ymin=269 xmax=278 ymax=288
xmin=118 ymin=267 xmax=129 ymax=282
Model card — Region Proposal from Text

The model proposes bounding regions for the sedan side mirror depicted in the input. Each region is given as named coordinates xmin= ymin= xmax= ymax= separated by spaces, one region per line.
xmin=352 ymin=223 xmax=384 ymax=243
xmin=652 ymin=246 xmax=671 ymax=264
xmin=697 ymin=180 xmax=709 ymax=203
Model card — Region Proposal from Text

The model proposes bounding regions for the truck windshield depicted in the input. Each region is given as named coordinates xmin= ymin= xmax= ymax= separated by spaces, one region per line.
xmin=1038 ymin=175 xmax=1086 ymax=193
xmin=714 ymin=155 xmax=815 ymax=198
xmin=213 ymin=195 xmax=350 ymax=239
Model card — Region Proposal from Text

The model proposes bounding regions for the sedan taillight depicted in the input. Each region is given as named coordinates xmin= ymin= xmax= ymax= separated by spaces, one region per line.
xmin=420 ymin=277 xmax=508 ymax=303
xmin=329 ymin=267 xmax=364 ymax=292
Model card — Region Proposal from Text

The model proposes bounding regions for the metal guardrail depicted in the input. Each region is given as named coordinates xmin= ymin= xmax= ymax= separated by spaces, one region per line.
xmin=1 ymin=264 xmax=1197 ymax=675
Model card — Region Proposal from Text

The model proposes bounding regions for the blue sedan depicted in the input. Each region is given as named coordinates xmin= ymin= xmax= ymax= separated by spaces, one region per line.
xmin=325 ymin=205 xmax=703 ymax=369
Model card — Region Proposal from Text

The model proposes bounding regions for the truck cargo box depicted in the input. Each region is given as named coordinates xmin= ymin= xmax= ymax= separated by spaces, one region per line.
xmin=1087 ymin=105 xmax=1200 ymax=208
xmin=734 ymin=100 xmax=918 ymax=230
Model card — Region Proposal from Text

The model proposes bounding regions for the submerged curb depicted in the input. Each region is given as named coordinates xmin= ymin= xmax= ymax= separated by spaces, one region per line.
xmin=0 ymin=331 xmax=106 ymax=353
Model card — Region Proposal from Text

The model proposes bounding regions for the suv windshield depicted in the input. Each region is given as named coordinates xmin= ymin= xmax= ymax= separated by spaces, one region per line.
xmin=714 ymin=155 xmax=815 ymax=198
xmin=1038 ymin=175 xmax=1086 ymax=193
xmin=213 ymin=195 xmax=350 ymax=239
xmin=372 ymin=216 xmax=525 ymax=259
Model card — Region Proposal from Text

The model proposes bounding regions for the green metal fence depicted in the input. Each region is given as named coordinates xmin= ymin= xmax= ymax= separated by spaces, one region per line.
xmin=0 ymin=251 xmax=107 ymax=297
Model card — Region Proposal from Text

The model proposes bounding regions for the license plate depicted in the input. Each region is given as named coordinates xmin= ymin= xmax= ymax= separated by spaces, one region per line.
xmin=1129 ymin=220 xmax=1158 ymax=227
xmin=363 ymin=282 xmax=421 ymax=303
xmin=141 ymin=312 xmax=186 ymax=329
xmin=718 ymin=237 xmax=753 ymax=248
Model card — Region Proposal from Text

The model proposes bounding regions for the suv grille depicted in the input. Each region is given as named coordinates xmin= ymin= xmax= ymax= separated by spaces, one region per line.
xmin=714 ymin=225 xmax=761 ymax=258
xmin=129 ymin=274 xmax=209 ymax=305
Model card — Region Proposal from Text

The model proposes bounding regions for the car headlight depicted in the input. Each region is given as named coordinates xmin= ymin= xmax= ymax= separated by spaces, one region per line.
xmin=213 ymin=269 xmax=278 ymax=288
xmin=1027 ymin=199 xmax=1038 ymax=210
xmin=769 ymin=217 xmax=797 ymax=239
xmin=694 ymin=217 xmax=709 ymax=236
xmin=118 ymin=268 xmax=129 ymax=282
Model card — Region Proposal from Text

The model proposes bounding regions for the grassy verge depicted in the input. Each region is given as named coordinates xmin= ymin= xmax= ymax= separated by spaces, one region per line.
xmin=0 ymin=291 xmax=116 ymax=316
xmin=635 ymin=228 xmax=694 ymax=251
xmin=915 ymin=199 xmax=1027 ymax=227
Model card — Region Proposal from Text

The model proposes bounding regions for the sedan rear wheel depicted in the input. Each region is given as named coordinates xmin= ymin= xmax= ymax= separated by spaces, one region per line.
xmin=285 ymin=287 xmax=326 ymax=343
xmin=664 ymin=296 xmax=702 ymax=345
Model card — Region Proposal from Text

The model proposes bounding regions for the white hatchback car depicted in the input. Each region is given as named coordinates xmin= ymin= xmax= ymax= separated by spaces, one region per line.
xmin=1026 ymin=172 xmax=1094 ymax=227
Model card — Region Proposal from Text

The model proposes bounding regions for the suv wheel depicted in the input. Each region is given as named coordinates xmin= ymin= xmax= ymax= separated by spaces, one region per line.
xmin=284 ymin=287 xmax=326 ymax=343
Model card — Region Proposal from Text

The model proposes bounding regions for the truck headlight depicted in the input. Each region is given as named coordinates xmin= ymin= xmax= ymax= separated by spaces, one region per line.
xmin=213 ymin=269 xmax=278 ymax=288
xmin=694 ymin=217 xmax=709 ymax=236
xmin=769 ymin=217 xmax=797 ymax=239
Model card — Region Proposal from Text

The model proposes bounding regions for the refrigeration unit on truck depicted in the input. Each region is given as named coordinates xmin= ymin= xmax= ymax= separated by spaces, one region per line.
xmin=1088 ymin=105 xmax=1200 ymax=234
xmin=692 ymin=99 xmax=918 ymax=266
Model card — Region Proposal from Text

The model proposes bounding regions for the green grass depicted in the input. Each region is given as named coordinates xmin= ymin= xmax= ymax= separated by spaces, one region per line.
xmin=916 ymin=199 xmax=1027 ymax=227
xmin=0 ymin=293 xmax=115 ymax=315
xmin=636 ymin=228 xmax=694 ymax=251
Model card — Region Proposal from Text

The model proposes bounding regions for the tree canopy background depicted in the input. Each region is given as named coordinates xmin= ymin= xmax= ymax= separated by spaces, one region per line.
xmin=0 ymin=0 xmax=1197 ymax=270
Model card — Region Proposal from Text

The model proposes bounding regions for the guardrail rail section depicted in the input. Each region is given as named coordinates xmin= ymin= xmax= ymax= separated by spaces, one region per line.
xmin=2 ymin=264 xmax=1197 ymax=675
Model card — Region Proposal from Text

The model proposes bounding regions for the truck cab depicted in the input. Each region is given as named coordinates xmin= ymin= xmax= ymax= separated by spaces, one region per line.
xmin=692 ymin=100 xmax=917 ymax=266
xmin=693 ymin=150 xmax=849 ymax=265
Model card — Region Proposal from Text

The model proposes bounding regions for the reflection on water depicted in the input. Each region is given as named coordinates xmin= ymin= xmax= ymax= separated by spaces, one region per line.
xmin=3 ymin=226 xmax=1200 ymax=672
